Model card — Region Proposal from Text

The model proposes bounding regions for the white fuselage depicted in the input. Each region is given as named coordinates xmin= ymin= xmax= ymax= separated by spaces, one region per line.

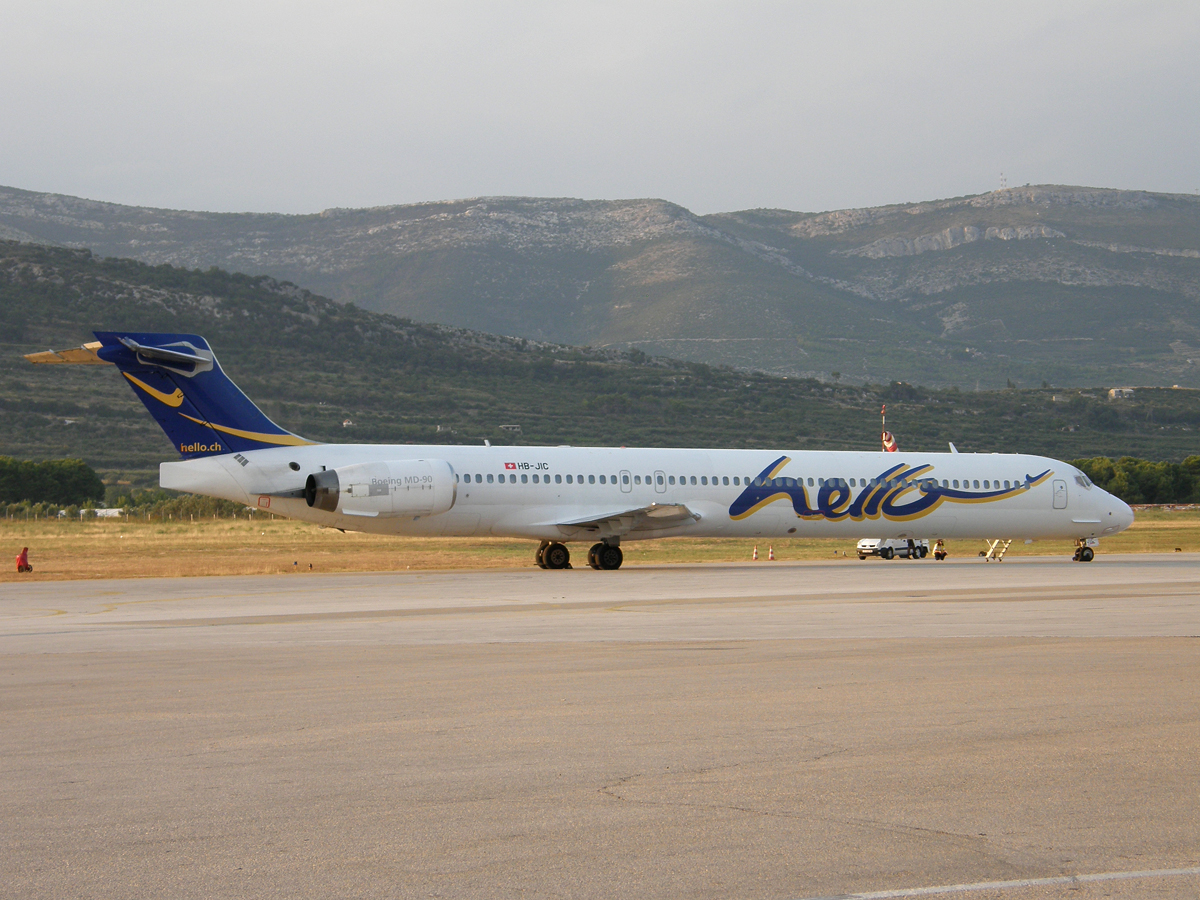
xmin=161 ymin=443 xmax=1135 ymax=544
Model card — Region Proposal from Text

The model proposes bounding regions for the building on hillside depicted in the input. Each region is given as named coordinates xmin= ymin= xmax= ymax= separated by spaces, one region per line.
xmin=1108 ymin=388 xmax=1135 ymax=400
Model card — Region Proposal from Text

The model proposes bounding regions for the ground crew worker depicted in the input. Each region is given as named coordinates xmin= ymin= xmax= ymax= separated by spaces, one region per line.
xmin=16 ymin=547 xmax=31 ymax=573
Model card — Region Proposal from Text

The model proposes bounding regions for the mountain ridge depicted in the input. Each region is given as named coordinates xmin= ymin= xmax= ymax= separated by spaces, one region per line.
xmin=3 ymin=183 xmax=1198 ymax=388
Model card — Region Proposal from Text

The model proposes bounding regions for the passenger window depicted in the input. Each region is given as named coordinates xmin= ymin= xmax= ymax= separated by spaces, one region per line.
xmin=610 ymin=474 xmax=617 ymax=484
xmin=521 ymin=474 xmax=528 ymax=483
xmin=657 ymin=475 xmax=664 ymax=485
xmin=952 ymin=480 xmax=959 ymax=488
xmin=566 ymin=474 xmax=573 ymax=484
xmin=807 ymin=478 xmax=814 ymax=486
xmin=1004 ymin=480 xmax=1010 ymax=488
xmin=668 ymin=476 xmax=675 ymax=485
xmin=849 ymin=478 xmax=856 ymax=487
xmin=941 ymin=479 xmax=947 ymax=487
xmin=721 ymin=476 xmax=727 ymax=485
xmin=622 ymin=474 xmax=630 ymax=485
xmin=599 ymin=475 xmax=606 ymax=484
xmin=577 ymin=474 xmax=583 ymax=483
xmin=476 ymin=474 xmax=483 ymax=483
xmin=555 ymin=474 xmax=562 ymax=484
xmin=588 ymin=475 xmax=595 ymax=484
xmin=507 ymin=474 xmax=514 ymax=483
xmin=700 ymin=476 xmax=707 ymax=485
xmin=634 ymin=475 xmax=641 ymax=485
xmin=973 ymin=480 xmax=980 ymax=488
xmin=733 ymin=477 xmax=740 ymax=485
xmin=487 ymin=473 xmax=494 ymax=483
xmin=533 ymin=474 xmax=541 ymax=484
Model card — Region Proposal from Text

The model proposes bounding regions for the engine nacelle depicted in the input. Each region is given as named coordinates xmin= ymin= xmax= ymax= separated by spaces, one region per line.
xmin=305 ymin=459 xmax=456 ymax=518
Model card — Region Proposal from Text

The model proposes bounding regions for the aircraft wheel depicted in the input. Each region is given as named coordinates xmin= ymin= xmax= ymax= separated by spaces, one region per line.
xmin=587 ymin=543 xmax=604 ymax=570
xmin=535 ymin=541 xmax=550 ymax=569
xmin=1080 ymin=546 xmax=1095 ymax=562
xmin=597 ymin=544 xmax=624 ymax=570
xmin=543 ymin=542 xmax=571 ymax=570
xmin=881 ymin=547 xmax=894 ymax=560
xmin=1072 ymin=547 xmax=1082 ymax=562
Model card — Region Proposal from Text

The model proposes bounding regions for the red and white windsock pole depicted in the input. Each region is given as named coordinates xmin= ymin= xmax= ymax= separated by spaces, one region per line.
xmin=881 ymin=404 xmax=898 ymax=452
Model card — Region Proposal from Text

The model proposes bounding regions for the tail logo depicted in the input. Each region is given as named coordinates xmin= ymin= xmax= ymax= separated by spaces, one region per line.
xmin=123 ymin=372 xmax=185 ymax=407
xmin=178 ymin=413 xmax=315 ymax=447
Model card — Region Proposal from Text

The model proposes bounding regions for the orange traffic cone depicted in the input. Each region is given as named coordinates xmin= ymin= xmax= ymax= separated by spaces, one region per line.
xmin=768 ymin=546 xmax=775 ymax=561
xmin=752 ymin=545 xmax=759 ymax=561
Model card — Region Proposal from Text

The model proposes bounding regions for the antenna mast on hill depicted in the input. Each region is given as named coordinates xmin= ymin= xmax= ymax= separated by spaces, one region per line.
xmin=1000 ymin=172 xmax=1007 ymax=190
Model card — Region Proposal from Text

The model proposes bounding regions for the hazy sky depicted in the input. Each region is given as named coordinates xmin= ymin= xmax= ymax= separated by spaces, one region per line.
xmin=3 ymin=1 xmax=1198 ymax=215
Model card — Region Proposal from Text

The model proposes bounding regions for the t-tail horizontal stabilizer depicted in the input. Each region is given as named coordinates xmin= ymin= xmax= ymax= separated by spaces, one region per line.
xmin=26 ymin=332 xmax=316 ymax=459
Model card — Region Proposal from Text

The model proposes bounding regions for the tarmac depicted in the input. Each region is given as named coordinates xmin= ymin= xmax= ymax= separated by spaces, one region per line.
xmin=2 ymin=554 xmax=1198 ymax=899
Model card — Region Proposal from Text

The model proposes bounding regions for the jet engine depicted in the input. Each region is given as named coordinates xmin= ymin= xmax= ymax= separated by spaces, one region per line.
xmin=305 ymin=459 xmax=456 ymax=518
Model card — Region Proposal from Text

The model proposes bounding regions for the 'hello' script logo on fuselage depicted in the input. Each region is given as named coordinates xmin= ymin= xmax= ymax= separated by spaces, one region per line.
xmin=728 ymin=456 xmax=1052 ymax=523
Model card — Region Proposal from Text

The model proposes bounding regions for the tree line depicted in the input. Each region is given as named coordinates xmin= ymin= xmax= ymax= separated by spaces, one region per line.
xmin=1072 ymin=456 xmax=1200 ymax=505
xmin=0 ymin=456 xmax=105 ymax=505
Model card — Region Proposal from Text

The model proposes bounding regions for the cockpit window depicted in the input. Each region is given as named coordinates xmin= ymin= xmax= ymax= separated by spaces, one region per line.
xmin=1075 ymin=473 xmax=1093 ymax=489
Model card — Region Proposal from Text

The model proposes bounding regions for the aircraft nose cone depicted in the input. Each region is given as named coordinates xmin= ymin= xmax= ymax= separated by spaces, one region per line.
xmin=1113 ymin=496 xmax=1134 ymax=532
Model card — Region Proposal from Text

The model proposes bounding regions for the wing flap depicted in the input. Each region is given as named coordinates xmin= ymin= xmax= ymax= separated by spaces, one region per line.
xmin=551 ymin=502 xmax=700 ymax=536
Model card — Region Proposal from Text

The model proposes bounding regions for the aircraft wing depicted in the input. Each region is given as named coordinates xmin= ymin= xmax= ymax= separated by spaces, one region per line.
xmin=550 ymin=502 xmax=701 ymax=538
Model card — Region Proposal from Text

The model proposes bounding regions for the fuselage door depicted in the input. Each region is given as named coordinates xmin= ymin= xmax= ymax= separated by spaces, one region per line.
xmin=619 ymin=469 xmax=633 ymax=494
xmin=1052 ymin=479 xmax=1068 ymax=509
xmin=653 ymin=470 xmax=667 ymax=494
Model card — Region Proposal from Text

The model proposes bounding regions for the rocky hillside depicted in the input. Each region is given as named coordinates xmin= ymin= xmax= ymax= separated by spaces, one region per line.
xmin=2 ymin=184 xmax=1197 ymax=388
xmin=4 ymin=242 xmax=1198 ymax=482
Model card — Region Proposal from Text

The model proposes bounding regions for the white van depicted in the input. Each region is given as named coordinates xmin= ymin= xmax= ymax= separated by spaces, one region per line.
xmin=857 ymin=538 xmax=929 ymax=560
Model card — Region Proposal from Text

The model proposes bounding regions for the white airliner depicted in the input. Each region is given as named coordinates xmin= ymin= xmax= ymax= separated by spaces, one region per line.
xmin=28 ymin=332 xmax=1134 ymax=569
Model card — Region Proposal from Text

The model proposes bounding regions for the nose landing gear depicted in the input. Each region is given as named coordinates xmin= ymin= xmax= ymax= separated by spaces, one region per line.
xmin=1072 ymin=539 xmax=1096 ymax=562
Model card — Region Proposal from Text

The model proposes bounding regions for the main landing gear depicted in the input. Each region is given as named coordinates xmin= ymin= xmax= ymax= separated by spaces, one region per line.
xmin=535 ymin=541 xmax=572 ymax=569
xmin=534 ymin=539 xmax=624 ymax=570
xmin=1072 ymin=539 xmax=1096 ymax=563
xmin=587 ymin=541 xmax=623 ymax=570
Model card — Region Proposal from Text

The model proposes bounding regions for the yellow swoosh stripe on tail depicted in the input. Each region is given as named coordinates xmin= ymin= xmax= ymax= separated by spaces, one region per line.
xmin=179 ymin=413 xmax=316 ymax=446
xmin=123 ymin=372 xmax=185 ymax=407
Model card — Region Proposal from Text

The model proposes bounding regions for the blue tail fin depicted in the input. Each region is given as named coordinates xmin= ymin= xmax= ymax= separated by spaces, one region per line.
xmin=94 ymin=332 xmax=314 ymax=458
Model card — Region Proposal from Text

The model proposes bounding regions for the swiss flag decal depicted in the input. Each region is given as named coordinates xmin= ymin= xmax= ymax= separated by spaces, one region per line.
xmin=505 ymin=462 xmax=517 ymax=470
